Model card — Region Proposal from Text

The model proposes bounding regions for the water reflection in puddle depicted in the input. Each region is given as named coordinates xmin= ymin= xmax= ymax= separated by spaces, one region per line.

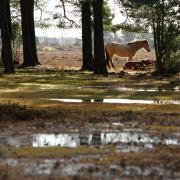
xmin=32 ymin=131 xmax=180 ymax=148
xmin=116 ymin=143 xmax=154 ymax=153
xmin=50 ymin=98 xmax=180 ymax=105
xmin=116 ymin=86 xmax=180 ymax=92
xmin=78 ymin=86 xmax=180 ymax=92
xmin=33 ymin=133 xmax=92 ymax=148
xmin=1 ymin=129 xmax=179 ymax=152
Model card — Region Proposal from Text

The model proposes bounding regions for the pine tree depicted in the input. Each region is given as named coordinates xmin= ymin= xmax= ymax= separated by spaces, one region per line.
xmin=118 ymin=0 xmax=180 ymax=73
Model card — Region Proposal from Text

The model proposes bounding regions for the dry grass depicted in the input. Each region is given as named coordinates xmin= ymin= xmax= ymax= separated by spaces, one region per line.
xmin=34 ymin=48 xmax=155 ymax=71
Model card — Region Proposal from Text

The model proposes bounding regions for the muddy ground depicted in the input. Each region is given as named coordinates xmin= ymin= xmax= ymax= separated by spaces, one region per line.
xmin=0 ymin=49 xmax=179 ymax=179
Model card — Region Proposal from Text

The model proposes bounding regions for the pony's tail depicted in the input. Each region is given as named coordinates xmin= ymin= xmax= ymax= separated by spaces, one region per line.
xmin=105 ymin=46 xmax=110 ymax=68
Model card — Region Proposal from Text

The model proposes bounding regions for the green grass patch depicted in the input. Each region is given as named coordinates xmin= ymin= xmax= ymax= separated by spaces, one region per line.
xmin=0 ymin=146 xmax=101 ymax=159
xmin=0 ymin=68 xmax=179 ymax=110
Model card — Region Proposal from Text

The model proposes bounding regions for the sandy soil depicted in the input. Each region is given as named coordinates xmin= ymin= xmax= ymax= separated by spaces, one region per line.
xmin=37 ymin=49 xmax=82 ymax=70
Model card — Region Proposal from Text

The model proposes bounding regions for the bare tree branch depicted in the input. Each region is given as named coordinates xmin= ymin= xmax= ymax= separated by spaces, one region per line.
xmin=59 ymin=0 xmax=80 ymax=27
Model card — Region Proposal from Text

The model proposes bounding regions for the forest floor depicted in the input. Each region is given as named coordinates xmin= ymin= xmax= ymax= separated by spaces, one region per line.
xmin=0 ymin=49 xmax=179 ymax=179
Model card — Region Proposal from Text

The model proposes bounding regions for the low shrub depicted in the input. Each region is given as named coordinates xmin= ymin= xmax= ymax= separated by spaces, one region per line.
xmin=164 ymin=51 xmax=180 ymax=73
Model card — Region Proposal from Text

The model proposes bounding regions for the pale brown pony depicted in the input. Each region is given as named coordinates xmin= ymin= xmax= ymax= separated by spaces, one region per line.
xmin=105 ymin=40 xmax=151 ymax=68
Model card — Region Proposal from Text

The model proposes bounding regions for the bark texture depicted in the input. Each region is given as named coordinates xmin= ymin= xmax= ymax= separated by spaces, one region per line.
xmin=20 ymin=0 xmax=39 ymax=66
xmin=0 ymin=0 xmax=15 ymax=73
xmin=81 ymin=0 xmax=94 ymax=71
xmin=93 ymin=0 xmax=107 ymax=75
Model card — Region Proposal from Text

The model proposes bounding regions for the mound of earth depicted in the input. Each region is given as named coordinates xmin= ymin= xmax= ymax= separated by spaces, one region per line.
xmin=123 ymin=59 xmax=155 ymax=71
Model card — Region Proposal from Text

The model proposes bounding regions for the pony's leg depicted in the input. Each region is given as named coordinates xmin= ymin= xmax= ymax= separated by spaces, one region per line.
xmin=109 ymin=56 xmax=115 ymax=68
xmin=105 ymin=49 xmax=111 ymax=69
xmin=107 ymin=59 xmax=111 ymax=69
xmin=106 ymin=56 xmax=111 ymax=69
xmin=128 ymin=57 xmax=133 ymax=61
xmin=106 ymin=57 xmax=113 ymax=69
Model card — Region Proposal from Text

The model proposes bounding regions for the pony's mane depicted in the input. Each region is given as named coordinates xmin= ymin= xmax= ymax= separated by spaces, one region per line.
xmin=127 ymin=39 xmax=148 ymax=45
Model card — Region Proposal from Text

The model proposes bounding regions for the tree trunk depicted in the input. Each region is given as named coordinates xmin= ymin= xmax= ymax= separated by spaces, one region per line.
xmin=152 ymin=5 xmax=165 ymax=74
xmin=6 ymin=0 xmax=12 ymax=37
xmin=153 ymin=21 xmax=165 ymax=73
xmin=81 ymin=0 xmax=94 ymax=71
xmin=92 ymin=0 xmax=108 ymax=76
xmin=1 ymin=0 xmax=12 ymax=65
xmin=1 ymin=42 xmax=5 ymax=65
xmin=20 ymin=0 xmax=39 ymax=66
xmin=0 ymin=0 xmax=15 ymax=74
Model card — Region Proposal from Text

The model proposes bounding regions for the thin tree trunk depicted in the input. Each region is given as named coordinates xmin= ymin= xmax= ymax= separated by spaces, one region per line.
xmin=81 ymin=0 xmax=94 ymax=71
xmin=20 ymin=0 xmax=39 ymax=66
xmin=152 ymin=20 xmax=164 ymax=73
xmin=92 ymin=0 xmax=108 ymax=76
xmin=0 ymin=0 xmax=15 ymax=74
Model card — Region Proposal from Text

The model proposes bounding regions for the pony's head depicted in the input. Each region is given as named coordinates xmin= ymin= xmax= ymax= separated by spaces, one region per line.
xmin=143 ymin=40 xmax=151 ymax=52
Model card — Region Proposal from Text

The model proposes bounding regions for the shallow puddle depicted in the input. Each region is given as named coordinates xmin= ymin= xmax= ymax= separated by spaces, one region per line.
xmin=32 ymin=131 xmax=180 ymax=148
xmin=0 ymin=129 xmax=179 ymax=178
xmin=116 ymin=86 xmax=180 ymax=92
xmin=1 ymin=129 xmax=179 ymax=150
xmin=50 ymin=98 xmax=180 ymax=105
xmin=79 ymin=86 xmax=180 ymax=92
